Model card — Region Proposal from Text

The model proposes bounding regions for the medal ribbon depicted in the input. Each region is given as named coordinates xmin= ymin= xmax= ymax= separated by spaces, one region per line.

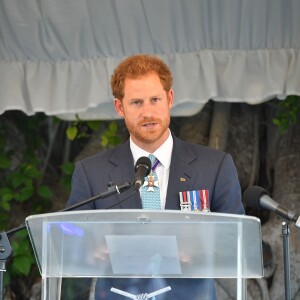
xmin=151 ymin=158 xmax=160 ymax=172
xmin=179 ymin=190 xmax=210 ymax=211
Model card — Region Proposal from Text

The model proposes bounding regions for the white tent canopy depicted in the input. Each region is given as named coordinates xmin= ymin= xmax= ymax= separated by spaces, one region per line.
xmin=0 ymin=0 xmax=299 ymax=120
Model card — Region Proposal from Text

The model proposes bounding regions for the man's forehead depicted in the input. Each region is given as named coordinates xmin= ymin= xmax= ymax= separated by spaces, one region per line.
xmin=124 ymin=71 xmax=160 ymax=83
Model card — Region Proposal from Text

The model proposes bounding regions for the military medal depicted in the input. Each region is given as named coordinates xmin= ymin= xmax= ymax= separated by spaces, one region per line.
xmin=200 ymin=189 xmax=210 ymax=212
xmin=143 ymin=158 xmax=160 ymax=192
xmin=179 ymin=190 xmax=210 ymax=212
xmin=143 ymin=173 xmax=159 ymax=191
xmin=179 ymin=190 xmax=190 ymax=211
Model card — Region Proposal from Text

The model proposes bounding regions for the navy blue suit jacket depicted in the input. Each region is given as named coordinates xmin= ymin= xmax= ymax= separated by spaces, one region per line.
xmin=67 ymin=135 xmax=244 ymax=299
xmin=67 ymin=135 xmax=243 ymax=214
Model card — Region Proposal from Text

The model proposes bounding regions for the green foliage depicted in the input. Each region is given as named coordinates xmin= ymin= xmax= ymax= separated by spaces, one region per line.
xmin=10 ymin=231 xmax=35 ymax=276
xmin=273 ymin=95 xmax=300 ymax=132
xmin=0 ymin=158 xmax=53 ymax=215
xmin=66 ymin=115 xmax=121 ymax=147
xmin=60 ymin=161 xmax=75 ymax=191
xmin=66 ymin=115 xmax=102 ymax=140
xmin=3 ymin=231 xmax=36 ymax=287
xmin=66 ymin=126 xmax=78 ymax=140
xmin=0 ymin=113 xmax=68 ymax=288
xmin=0 ymin=112 xmax=122 ymax=295
xmin=101 ymin=121 xmax=121 ymax=147
xmin=0 ymin=154 xmax=10 ymax=169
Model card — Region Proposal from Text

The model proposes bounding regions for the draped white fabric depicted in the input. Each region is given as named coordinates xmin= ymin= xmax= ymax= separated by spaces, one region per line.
xmin=0 ymin=0 xmax=299 ymax=119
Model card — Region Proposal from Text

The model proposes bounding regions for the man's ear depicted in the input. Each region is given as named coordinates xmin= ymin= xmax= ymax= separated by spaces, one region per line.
xmin=168 ymin=89 xmax=174 ymax=109
xmin=114 ymin=98 xmax=124 ymax=117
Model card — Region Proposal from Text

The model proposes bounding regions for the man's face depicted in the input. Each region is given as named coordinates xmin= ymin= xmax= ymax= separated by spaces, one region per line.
xmin=114 ymin=72 xmax=174 ymax=152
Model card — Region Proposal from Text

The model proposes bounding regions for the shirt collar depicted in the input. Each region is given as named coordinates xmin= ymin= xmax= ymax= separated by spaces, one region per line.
xmin=130 ymin=130 xmax=173 ymax=170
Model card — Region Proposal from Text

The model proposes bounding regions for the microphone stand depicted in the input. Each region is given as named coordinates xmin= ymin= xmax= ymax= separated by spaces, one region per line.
xmin=0 ymin=232 xmax=12 ymax=300
xmin=0 ymin=180 xmax=135 ymax=300
xmin=63 ymin=181 xmax=133 ymax=212
xmin=282 ymin=221 xmax=291 ymax=300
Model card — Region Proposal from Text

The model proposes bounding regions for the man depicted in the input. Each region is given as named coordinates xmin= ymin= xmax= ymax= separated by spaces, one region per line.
xmin=67 ymin=54 xmax=244 ymax=299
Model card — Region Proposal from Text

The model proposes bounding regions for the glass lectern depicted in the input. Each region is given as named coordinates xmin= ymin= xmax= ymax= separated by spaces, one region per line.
xmin=25 ymin=210 xmax=263 ymax=299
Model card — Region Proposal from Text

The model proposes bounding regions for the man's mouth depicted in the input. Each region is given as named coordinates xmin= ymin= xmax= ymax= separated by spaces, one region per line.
xmin=143 ymin=122 xmax=156 ymax=127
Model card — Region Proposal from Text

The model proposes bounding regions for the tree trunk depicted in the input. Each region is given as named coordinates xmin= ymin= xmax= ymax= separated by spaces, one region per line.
xmin=208 ymin=102 xmax=231 ymax=151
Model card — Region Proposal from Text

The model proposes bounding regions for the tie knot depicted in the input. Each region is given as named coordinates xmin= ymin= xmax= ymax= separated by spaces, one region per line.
xmin=148 ymin=154 xmax=160 ymax=172
xmin=148 ymin=154 xmax=156 ymax=164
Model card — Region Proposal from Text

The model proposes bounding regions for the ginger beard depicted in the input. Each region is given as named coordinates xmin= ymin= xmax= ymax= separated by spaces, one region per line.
xmin=124 ymin=113 xmax=170 ymax=146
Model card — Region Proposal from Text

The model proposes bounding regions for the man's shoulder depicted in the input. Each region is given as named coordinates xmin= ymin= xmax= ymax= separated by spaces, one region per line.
xmin=174 ymin=136 xmax=227 ymax=160
xmin=76 ymin=141 xmax=129 ymax=167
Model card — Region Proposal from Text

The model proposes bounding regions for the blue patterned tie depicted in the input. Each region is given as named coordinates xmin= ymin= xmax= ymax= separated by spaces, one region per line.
xmin=141 ymin=154 xmax=161 ymax=210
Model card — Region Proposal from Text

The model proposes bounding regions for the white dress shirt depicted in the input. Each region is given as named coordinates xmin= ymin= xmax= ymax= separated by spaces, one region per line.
xmin=130 ymin=131 xmax=173 ymax=209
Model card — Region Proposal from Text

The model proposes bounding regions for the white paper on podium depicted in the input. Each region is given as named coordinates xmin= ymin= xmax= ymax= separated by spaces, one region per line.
xmin=105 ymin=235 xmax=182 ymax=276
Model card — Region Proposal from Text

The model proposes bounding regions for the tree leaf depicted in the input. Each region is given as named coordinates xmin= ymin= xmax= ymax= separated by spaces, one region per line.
xmin=87 ymin=120 xmax=102 ymax=131
xmin=60 ymin=162 xmax=75 ymax=175
xmin=24 ymin=165 xmax=41 ymax=179
xmin=38 ymin=185 xmax=53 ymax=199
xmin=12 ymin=255 xmax=33 ymax=276
xmin=11 ymin=173 xmax=27 ymax=188
xmin=2 ymin=192 xmax=14 ymax=202
xmin=0 ymin=154 xmax=11 ymax=169
xmin=66 ymin=127 xmax=78 ymax=140
xmin=101 ymin=135 xmax=108 ymax=147
xmin=16 ymin=186 xmax=35 ymax=202
xmin=1 ymin=200 xmax=10 ymax=211
xmin=108 ymin=121 xmax=118 ymax=133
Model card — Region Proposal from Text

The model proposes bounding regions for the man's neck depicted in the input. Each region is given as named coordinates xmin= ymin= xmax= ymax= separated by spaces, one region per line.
xmin=131 ymin=130 xmax=171 ymax=153
xmin=130 ymin=131 xmax=173 ymax=166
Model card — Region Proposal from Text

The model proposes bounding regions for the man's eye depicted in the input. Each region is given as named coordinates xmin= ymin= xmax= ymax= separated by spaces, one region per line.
xmin=132 ymin=100 xmax=142 ymax=105
xmin=152 ymin=97 xmax=160 ymax=102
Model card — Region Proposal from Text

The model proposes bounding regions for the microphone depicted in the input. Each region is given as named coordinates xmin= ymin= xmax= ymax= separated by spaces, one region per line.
xmin=133 ymin=156 xmax=151 ymax=189
xmin=243 ymin=186 xmax=300 ymax=228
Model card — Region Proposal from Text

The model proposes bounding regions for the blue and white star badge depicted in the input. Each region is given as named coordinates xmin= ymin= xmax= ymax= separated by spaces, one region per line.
xmin=143 ymin=173 xmax=159 ymax=192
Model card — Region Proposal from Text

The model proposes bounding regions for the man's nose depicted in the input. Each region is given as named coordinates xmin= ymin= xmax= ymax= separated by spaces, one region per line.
xmin=141 ymin=101 xmax=155 ymax=117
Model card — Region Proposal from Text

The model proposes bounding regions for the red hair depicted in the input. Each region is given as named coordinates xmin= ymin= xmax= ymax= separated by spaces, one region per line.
xmin=110 ymin=54 xmax=173 ymax=99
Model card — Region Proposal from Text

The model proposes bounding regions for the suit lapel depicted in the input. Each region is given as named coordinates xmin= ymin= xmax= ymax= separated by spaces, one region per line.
xmin=108 ymin=141 xmax=142 ymax=209
xmin=165 ymin=136 xmax=198 ymax=210
xmin=106 ymin=136 xmax=199 ymax=210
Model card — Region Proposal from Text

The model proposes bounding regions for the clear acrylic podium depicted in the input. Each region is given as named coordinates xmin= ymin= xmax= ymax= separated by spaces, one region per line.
xmin=25 ymin=210 xmax=263 ymax=300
